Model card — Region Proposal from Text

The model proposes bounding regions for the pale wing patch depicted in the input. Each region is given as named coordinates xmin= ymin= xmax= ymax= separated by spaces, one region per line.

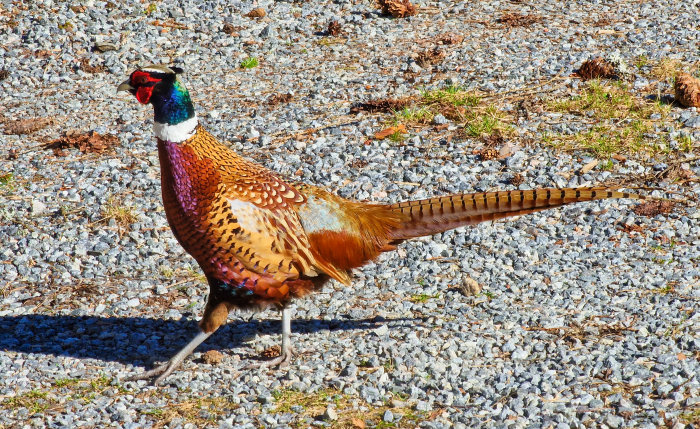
xmin=227 ymin=198 xmax=262 ymax=231
xmin=297 ymin=195 xmax=345 ymax=234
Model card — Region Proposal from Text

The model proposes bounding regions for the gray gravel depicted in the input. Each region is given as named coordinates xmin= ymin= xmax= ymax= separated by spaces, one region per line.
xmin=1 ymin=0 xmax=699 ymax=427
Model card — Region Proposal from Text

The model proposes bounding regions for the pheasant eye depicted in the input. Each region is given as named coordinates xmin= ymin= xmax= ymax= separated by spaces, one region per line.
xmin=134 ymin=75 xmax=150 ymax=85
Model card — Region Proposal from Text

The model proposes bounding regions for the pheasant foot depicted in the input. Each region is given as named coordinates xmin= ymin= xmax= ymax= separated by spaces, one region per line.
xmin=245 ymin=307 xmax=294 ymax=369
xmin=124 ymin=330 xmax=212 ymax=385
xmin=244 ymin=345 xmax=294 ymax=369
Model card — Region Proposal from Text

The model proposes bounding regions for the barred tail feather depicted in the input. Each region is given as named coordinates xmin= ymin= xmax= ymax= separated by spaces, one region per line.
xmin=386 ymin=187 xmax=643 ymax=240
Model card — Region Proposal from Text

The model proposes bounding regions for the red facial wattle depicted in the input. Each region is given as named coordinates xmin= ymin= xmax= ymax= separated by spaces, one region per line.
xmin=136 ymin=85 xmax=155 ymax=104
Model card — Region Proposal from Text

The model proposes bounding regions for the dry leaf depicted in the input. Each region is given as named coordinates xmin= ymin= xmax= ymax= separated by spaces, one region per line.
xmin=612 ymin=154 xmax=627 ymax=163
xmin=677 ymin=353 xmax=686 ymax=361
xmin=327 ymin=20 xmax=342 ymax=36
xmin=436 ymin=33 xmax=463 ymax=45
xmin=0 ymin=69 xmax=8 ymax=80
xmin=245 ymin=7 xmax=266 ymax=18
xmin=498 ymin=141 xmax=520 ymax=159
xmin=374 ymin=124 xmax=406 ymax=140
xmin=202 ymin=350 xmax=224 ymax=365
xmin=632 ymin=200 xmax=675 ymax=217
xmin=3 ymin=117 xmax=52 ymax=135
xmin=416 ymin=47 xmax=445 ymax=67
xmin=267 ymin=93 xmax=293 ymax=106
xmin=261 ymin=345 xmax=281 ymax=358
xmin=577 ymin=57 xmax=617 ymax=80
xmin=580 ymin=159 xmax=599 ymax=174
xmin=510 ymin=173 xmax=524 ymax=186
xmin=350 ymin=97 xmax=413 ymax=114
xmin=674 ymin=73 xmax=700 ymax=108
xmin=351 ymin=418 xmax=366 ymax=429
xmin=222 ymin=22 xmax=241 ymax=35
xmin=438 ymin=103 xmax=466 ymax=121
xmin=78 ymin=57 xmax=105 ymax=74
xmin=43 ymin=130 xmax=119 ymax=155
xmin=497 ymin=12 xmax=542 ymax=27
xmin=378 ymin=0 xmax=417 ymax=18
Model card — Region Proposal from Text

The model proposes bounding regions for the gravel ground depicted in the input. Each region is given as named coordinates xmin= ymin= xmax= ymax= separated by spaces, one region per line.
xmin=1 ymin=0 xmax=699 ymax=427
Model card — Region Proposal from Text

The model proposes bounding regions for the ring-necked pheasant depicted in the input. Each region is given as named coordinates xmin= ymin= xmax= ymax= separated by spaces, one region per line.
xmin=117 ymin=65 xmax=643 ymax=384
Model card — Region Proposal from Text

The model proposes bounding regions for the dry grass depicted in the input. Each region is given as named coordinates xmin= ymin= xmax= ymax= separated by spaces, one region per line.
xmin=101 ymin=194 xmax=138 ymax=230
xmin=650 ymin=58 xmax=685 ymax=83
xmin=270 ymin=387 xmax=427 ymax=428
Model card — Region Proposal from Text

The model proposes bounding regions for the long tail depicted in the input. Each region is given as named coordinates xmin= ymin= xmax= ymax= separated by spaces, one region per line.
xmin=386 ymin=187 xmax=643 ymax=240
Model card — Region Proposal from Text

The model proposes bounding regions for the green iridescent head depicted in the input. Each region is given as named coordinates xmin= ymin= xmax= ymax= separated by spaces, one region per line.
xmin=117 ymin=64 xmax=195 ymax=125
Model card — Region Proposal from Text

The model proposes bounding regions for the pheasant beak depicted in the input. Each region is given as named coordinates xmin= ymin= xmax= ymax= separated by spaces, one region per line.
xmin=117 ymin=80 xmax=135 ymax=93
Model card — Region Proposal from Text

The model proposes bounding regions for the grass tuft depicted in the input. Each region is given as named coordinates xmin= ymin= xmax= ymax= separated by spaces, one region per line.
xmin=102 ymin=194 xmax=138 ymax=229
xmin=422 ymin=85 xmax=481 ymax=107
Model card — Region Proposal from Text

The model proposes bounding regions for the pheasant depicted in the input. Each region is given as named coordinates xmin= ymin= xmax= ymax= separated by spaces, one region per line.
xmin=117 ymin=65 xmax=643 ymax=385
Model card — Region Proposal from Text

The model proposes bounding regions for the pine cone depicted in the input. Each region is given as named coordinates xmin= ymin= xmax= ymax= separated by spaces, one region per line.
xmin=378 ymin=0 xmax=417 ymax=18
xmin=577 ymin=57 xmax=617 ymax=80
xmin=674 ymin=73 xmax=700 ymax=108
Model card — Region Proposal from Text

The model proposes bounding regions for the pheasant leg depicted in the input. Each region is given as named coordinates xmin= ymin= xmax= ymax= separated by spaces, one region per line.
xmin=124 ymin=330 xmax=212 ymax=385
xmin=245 ymin=307 xmax=294 ymax=369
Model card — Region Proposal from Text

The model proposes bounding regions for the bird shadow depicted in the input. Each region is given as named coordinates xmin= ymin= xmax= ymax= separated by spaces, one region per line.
xmin=0 ymin=314 xmax=420 ymax=367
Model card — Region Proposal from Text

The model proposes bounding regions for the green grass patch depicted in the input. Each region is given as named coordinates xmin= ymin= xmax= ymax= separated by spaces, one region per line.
xmin=240 ymin=57 xmax=259 ymax=69
xmin=422 ymin=85 xmax=481 ymax=107
xmin=678 ymin=135 xmax=694 ymax=152
xmin=545 ymin=80 xmax=674 ymax=157
xmin=393 ymin=107 xmax=434 ymax=125
xmin=0 ymin=172 xmax=16 ymax=194
xmin=463 ymin=105 xmax=511 ymax=137
xmin=680 ymin=408 xmax=700 ymax=425
xmin=409 ymin=293 xmax=440 ymax=303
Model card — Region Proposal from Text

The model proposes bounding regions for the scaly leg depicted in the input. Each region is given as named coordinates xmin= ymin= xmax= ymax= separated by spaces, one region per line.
xmin=245 ymin=307 xmax=294 ymax=369
xmin=124 ymin=330 xmax=212 ymax=385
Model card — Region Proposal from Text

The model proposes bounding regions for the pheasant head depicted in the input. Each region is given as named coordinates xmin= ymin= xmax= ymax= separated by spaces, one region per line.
xmin=118 ymin=64 xmax=198 ymax=142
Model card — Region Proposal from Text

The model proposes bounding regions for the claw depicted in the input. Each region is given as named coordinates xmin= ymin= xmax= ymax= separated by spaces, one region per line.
xmin=123 ymin=360 xmax=182 ymax=385
xmin=123 ymin=330 xmax=212 ymax=385
xmin=244 ymin=347 xmax=294 ymax=369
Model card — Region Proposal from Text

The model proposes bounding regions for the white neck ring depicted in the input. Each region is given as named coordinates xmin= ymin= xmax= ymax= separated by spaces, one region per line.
xmin=154 ymin=115 xmax=198 ymax=143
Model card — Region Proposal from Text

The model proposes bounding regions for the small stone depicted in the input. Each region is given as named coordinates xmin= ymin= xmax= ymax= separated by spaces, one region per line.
xmin=656 ymin=384 xmax=673 ymax=396
xmin=126 ymin=298 xmax=140 ymax=307
xmin=31 ymin=199 xmax=47 ymax=215
xmin=604 ymin=414 xmax=624 ymax=428
xmin=373 ymin=325 xmax=389 ymax=336
xmin=322 ymin=405 xmax=338 ymax=421
xmin=432 ymin=114 xmax=448 ymax=125
xmin=383 ymin=410 xmax=394 ymax=422
xmin=416 ymin=400 xmax=431 ymax=411
xmin=246 ymin=127 xmax=260 ymax=139
xmin=93 ymin=42 xmax=118 ymax=52
xmin=459 ymin=276 xmax=482 ymax=296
